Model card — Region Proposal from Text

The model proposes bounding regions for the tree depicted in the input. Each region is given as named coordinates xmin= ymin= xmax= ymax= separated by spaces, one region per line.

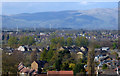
xmin=28 ymin=36 xmax=35 ymax=45
xmin=50 ymin=37 xmax=65 ymax=49
xmin=2 ymin=52 xmax=18 ymax=74
xmin=75 ymin=37 xmax=89 ymax=47
xmin=59 ymin=37 xmax=65 ymax=47
xmin=102 ymin=64 xmax=108 ymax=70
xmin=8 ymin=36 xmax=18 ymax=48
xmin=46 ymin=49 xmax=54 ymax=62
xmin=61 ymin=62 xmax=69 ymax=70
xmin=31 ymin=50 xmax=37 ymax=62
xmin=19 ymin=36 xmax=28 ymax=45
xmin=112 ymin=42 xmax=117 ymax=49
xmin=87 ymin=40 xmax=95 ymax=75
xmin=66 ymin=37 xmax=73 ymax=47
xmin=69 ymin=63 xmax=75 ymax=70
xmin=40 ymin=48 xmax=48 ymax=61
xmin=55 ymin=58 xmax=62 ymax=71
xmin=19 ymin=36 xmax=35 ymax=45
xmin=73 ymin=63 xmax=86 ymax=76
xmin=2 ymin=50 xmax=24 ymax=75
xmin=23 ymin=53 xmax=31 ymax=67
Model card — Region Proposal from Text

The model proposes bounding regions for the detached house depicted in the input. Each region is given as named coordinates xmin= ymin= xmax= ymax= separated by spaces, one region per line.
xmin=18 ymin=62 xmax=37 ymax=75
xmin=80 ymin=46 xmax=88 ymax=52
xmin=77 ymin=52 xmax=84 ymax=59
xmin=31 ymin=60 xmax=47 ymax=71
xmin=18 ymin=46 xmax=27 ymax=52
xmin=102 ymin=47 xmax=110 ymax=51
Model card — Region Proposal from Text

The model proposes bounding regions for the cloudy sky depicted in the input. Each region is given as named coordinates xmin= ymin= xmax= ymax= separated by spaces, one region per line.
xmin=2 ymin=2 xmax=118 ymax=15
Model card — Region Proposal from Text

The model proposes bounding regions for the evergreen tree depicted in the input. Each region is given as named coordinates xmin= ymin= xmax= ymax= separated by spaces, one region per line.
xmin=55 ymin=58 xmax=62 ymax=71
xmin=40 ymin=48 xmax=48 ymax=61
xmin=61 ymin=62 xmax=69 ymax=70
xmin=38 ymin=66 xmax=42 ymax=74
xmin=73 ymin=63 xmax=85 ymax=76
xmin=46 ymin=49 xmax=54 ymax=62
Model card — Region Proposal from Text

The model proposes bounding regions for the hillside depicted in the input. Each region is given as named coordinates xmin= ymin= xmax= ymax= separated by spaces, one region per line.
xmin=2 ymin=8 xmax=118 ymax=30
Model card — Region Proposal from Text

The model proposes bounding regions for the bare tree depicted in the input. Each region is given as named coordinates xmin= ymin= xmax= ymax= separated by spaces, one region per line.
xmin=87 ymin=40 xmax=95 ymax=76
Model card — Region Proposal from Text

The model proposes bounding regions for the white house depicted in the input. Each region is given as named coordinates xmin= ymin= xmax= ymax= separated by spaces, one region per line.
xmin=77 ymin=52 xmax=84 ymax=59
xmin=40 ymin=33 xmax=46 ymax=36
xmin=80 ymin=47 xmax=86 ymax=51
xmin=18 ymin=46 xmax=27 ymax=52
xmin=102 ymin=47 xmax=110 ymax=51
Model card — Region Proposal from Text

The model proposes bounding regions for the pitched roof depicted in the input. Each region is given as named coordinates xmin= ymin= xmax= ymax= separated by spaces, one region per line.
xmin=100 ymin=56 xmax=112 ymax=61
xmin=102 ymin=69 xmax=117 ymax=75
xmin=18 ymin=65 xmax=24 ymax=71
xmin=109 ymin=54 xmax=117 ymax=59
xmin=18 ymin=62 xmax=25 ymax=71
xmin=20 ymin=67 xmax=29 ymax=73
xmin=28 ymin=69 xmax=36 ymax=74
xmin=18 ymin=62 xmax=23 ymax=67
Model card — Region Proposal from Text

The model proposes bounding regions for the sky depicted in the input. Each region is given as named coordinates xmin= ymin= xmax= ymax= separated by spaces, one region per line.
xmin=2 ymin=2 xmax=118 ymax=15
xmin=1 ymin=0 xmax=119 ymax=2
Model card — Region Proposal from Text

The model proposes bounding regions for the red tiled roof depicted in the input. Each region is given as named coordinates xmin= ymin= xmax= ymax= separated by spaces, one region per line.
xmin=47 ymin=71 xmax=73 ymax=74
xmin=20 ymin=67 xmax=29 ymax=73
xmin=32 ymin=70 xmax=38 ymax=75
xmin=18 ymin=62 xmax=23 ymax=66
xmin=18 ymin=65 xmax=24 ymax=70
xmin=28 ymin=69 xmax=34 ymax=73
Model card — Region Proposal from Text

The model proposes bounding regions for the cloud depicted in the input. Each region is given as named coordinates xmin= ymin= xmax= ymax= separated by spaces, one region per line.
xmin=80 ymin=1 xmax=88 ymax=5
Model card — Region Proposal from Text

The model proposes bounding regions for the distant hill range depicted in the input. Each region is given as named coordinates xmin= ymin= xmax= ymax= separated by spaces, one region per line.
xmin=2 ymin=8 xmax=118 ymax=30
